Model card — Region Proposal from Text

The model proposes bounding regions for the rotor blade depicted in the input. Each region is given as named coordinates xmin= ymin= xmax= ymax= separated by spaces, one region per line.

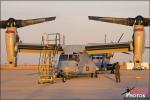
xmin=0 ymin=20 xmax=7 ymax=29
xmin=18 ymin=16 xmax=56 ymax=27
xmin=88 ymin=16 xmax=135 ymax=26
xmin=143 ymin=18 xmax=150 ymax=26
xmin=117 ymin=33 xmax=124 ymax=43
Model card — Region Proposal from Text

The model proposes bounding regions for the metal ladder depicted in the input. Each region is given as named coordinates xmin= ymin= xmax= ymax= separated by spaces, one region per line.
xmin=38 ymin=33 xmax=61 ymax=84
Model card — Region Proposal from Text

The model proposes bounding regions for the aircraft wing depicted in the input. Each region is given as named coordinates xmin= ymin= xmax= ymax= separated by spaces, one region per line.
xmin=17 ymin=43 xmax=64 ymax=54
xmin=85 ymin=42 xmax=133 ymax=54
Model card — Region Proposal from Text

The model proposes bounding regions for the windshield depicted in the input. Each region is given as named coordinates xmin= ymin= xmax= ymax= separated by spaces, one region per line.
xmin=59 ymin=54 xmax=79 ymax=61
xmin=92 ymin=56 xmax=104 ymax=63
xmin=59 ymin=55 xmax=68 ymax=61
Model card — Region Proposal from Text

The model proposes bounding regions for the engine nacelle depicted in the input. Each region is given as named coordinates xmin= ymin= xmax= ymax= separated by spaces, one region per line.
xmin=133 ymin=25 xmax=145 ymax=68
xmin=5 ymin=27 xmax=17 ymax=67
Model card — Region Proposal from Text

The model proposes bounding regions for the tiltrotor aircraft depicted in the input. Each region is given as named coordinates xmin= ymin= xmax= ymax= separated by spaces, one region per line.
xmin=88 ymin=15 xmax=150 ymax=69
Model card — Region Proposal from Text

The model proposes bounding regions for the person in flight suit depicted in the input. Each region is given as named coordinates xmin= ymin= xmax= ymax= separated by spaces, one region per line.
xmin=114 ymin=62 xmax=121 ymax=83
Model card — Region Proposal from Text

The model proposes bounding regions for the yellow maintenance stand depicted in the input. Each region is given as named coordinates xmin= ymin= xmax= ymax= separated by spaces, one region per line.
xmin=38 ymin=33 xmax=63 ymax=84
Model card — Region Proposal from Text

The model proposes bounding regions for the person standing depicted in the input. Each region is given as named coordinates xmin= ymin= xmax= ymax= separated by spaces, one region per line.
xmin=114 ymin=62 xmax=121 ymax=83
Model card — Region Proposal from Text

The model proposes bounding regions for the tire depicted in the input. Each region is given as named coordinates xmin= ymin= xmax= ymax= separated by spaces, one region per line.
xmin=57 ymin=73 xmax=61 ymax=78
xmin=91 ymin=73 xmax=94 ymax=78
xmin=95 ymin=73 xmax=98 ymax=78
xmin=62 ymin=77 xmax=66 ymax=83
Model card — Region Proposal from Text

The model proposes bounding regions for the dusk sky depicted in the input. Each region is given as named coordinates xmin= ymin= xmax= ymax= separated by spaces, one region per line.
xmin=1 ymin=1 xmax=149 ymax=65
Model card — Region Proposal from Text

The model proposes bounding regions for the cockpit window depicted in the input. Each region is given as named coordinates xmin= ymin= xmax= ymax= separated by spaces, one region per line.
xmin=92 ymin=56 xmax=104 ymax=63
xmin=59 ymin=54 xmax=79 ymax=61
xmin=59 ymin=55 xmax=68 ymax=61
xmin=69 ymin=55 xmax=79 ymax=61
xmin=92 ymin=56 xmax=103 ymax=60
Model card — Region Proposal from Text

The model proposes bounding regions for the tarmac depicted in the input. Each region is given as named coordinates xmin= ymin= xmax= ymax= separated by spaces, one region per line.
xmin=1 ymin=66 xmax=149 ymax=100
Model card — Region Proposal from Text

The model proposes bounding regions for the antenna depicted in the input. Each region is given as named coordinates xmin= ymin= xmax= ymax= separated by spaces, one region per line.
xmin=63 ymin=35 xmax=65 ymax=45
xmin=117 ymin=33 xmax=124 ymax=43
xmin=105 ymin=34 xmax=106 ymax=43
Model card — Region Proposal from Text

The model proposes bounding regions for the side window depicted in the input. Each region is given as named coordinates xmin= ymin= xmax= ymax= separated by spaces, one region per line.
xmin=69 ymin=54 xmax=79 ymax=61
xmin=59 ymin=55 xmax=68 ymax=61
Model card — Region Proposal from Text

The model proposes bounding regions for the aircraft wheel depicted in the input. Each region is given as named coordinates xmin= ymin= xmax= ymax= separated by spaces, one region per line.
xmin=91 ymin=73 xmax=94 ymax=78
xmin=56 ymin=73 xmax=60 ymax=78
xmin=57 ymin=73 xmax=63 ymax=78
xmin=57 ymin=75 xmax=60 ymax=78
xmin=95 ymin=72 xmax=98 ymax=78
xmin=62 ymin=77 xmax=66 ymax=83
xmin=110 ymin=70 xmax=114 ymax=74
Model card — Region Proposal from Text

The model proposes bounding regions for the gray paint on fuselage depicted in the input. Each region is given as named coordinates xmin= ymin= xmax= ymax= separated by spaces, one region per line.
xmin=57 ymin=52 xmax=97 ymax=75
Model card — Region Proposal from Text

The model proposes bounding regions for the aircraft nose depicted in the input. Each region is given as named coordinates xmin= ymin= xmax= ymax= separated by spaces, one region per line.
xmin=60 ymin=66 xmax=72 ymax=73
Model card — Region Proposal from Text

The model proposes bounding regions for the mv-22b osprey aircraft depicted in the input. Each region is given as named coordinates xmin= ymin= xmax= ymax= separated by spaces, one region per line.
xmin=0 ymin=15 xmax=149 ymax=70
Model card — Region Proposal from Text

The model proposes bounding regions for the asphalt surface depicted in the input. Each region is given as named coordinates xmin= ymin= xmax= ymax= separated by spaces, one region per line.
xmin=1 ymin=70 xmax=149 ymax=100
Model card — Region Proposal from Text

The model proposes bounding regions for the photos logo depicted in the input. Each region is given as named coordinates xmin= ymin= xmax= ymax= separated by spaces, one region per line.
xmin=123 ymin=88 xmax=149 ymax=99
